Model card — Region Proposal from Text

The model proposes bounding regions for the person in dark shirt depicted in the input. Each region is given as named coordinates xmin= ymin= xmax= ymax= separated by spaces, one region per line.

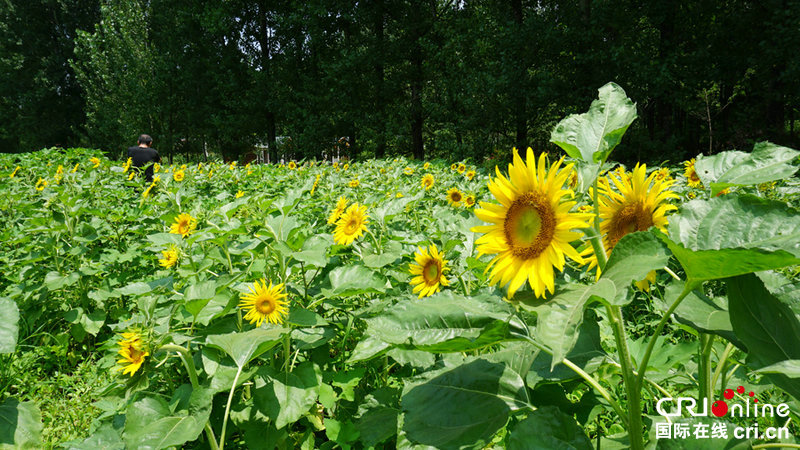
xmin=127 ymin=134 xmax=161 ymax=182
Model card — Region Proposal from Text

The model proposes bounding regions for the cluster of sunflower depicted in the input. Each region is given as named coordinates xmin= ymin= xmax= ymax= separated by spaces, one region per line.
xmin=471 ymin=149 xmax=679 ymax=298
xmin=327 ymin=196 xmax=369 ymax=246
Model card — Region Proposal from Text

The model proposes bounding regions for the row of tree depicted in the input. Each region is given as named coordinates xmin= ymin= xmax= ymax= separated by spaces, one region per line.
xmin=2 ymin=0 xmax=799 ymax=165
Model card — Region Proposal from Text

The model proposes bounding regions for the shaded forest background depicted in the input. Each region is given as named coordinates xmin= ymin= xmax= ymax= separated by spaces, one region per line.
xmin=1 ymin=0 xmax=799 ymax=166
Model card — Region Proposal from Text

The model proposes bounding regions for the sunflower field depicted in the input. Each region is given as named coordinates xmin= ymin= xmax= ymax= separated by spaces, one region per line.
xmin=2 ymin=83 xmax=800 ymax=449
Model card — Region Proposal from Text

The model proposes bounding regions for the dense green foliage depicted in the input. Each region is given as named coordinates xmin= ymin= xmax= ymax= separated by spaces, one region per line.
xmin=2 ymin=0 xmax=799 ymax=163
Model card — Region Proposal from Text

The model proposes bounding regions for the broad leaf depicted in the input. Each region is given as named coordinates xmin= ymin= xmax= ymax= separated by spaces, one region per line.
xmin=253 ymin=363 xmax=320 ymax=429
xmin=695 ymin=142 xmax=800 ymax=196
xmin=523 ymin=280 xmax=615 ymax=369
xmin=508 ymin=406 xmax=592 ymax=450
xmin=550 ymin=82 xmax=637 ymax=163
xmin=364 ymin=291 xmax=525 ymax=352
xmin=654 ymin=282 xmax=740 ymax=346
xmin=402 ymin=358 xmax=529 ymax=449
xmin=0 ymin=298 xmax=19 ymax=354
xmin=356 ymin=388 xmax=400 ymax=447
xmin=662 ymin=196 xmax=800 ymax=284
xmin=123 ymin=386 xmax=212 ymax=449
xmin=754 ymin=360 xmax=800 ymax=379
xmin=600 ymin=230 xmax=671 ymax=301
xmin=0 ymin=399 xmax=42 ymax=449
xmin=728 ymin=274 xmax=800 ymax=400
xmin=322 ymin=265 xmax=389 ymax=297
xmin=206 ymin=327 xmax=287 ymax=368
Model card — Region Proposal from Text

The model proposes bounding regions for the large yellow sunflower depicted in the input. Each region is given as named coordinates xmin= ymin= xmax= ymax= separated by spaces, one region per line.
xmin=471 ymin=149 xmax=592 ymax=298
xmin=333 ymin=203 xmax=369 ymax=245
xmin=409 ymin=244 xmax=450 ymax=298
xmin=421 ymin=174 xmax=435 ymax=190
xmin=446 ymin=188 xmax=463 ymax=207
xmin=239 ymin=279 xmax=289 ymax=327
xmin=584 ymin=164 xmax=679 ymax=281
xmin=117 ymin=331 xmax=149 ymax=377
xmin=683 ymin=158 xmax=702 ymax=188
xmin=328 ymin=196 xmax=348 ymax=224
xmin=170 ymin=213 xmax=197 ymax=237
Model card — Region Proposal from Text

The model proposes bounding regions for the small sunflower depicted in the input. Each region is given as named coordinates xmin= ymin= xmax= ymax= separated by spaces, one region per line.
xmin=343 ymin=163 xmax=349 ymax=171
xmin=584 ymin=164 xmax=679 ymax=284
xmin=310 ymin=174 xmax=321 ymax=195
xmin=328 ymin=196 xmax=348 ymax=224
xmin=239 ymin=279 xmax=289 ymax=327
xmin=333 ymin=203 xmax=369 ymax=245
xmin=288 ymin=161 xmax=297 ymax=170
xmin=409 ymin=244 xmax=450 ymax=298
xmin=90 ymin=157 xmax=101 ymax=168
xmin=154 ymin=163 xmax=160 ymax=173
xmin=465 ymin=170 xmax=476 ymax=181
xmin=71 ymin=163 xmax=79 ymax=173
xmin=158 ymin=245 xmax=179 ymax=268
xmin=568 ymin=170 xmax=579 ymax=189
xmin=446 ymin=188 xmax=463 ymax=207
xmin=421 ymin=174 xmax=435 ymax=190
xmin=457 ymin=163 xmax=466 ymax=174
xmin=128 ymin=171 xmax=135 ymax=181
xmin=173 ymin=169 xmax=185 ymax=182
xmin=117 ymin=331 xmax=149 ymax=377
xmin=236 ymin=190 xmax=245 ymax=198
xmin=56 ymin=165 xmax=64 ymax=175
xmin=450 ymin=163 xmax=458 ymax=171
xmin=348 ymin=179 xmax=360 ymax=188
xmin=403 ymin=167 xmax=414 ymax=176
xmin=464 ymin=195 xmax=476 ymax=208
xmin=654 ymin=167 xmax=671 ymax=182
xmin=142 ymin=184 xmax=154 ymax=198
xmin=9 ymin=166 xmax=20 ymax=178
xmin=35 ymin=178 xmax=48 ymax=191
xmin=396 ymin=192 xmax=404 ymax=198
xmin=471 ymin=149 xmax=593 ymax=298
xmin=170 ymin=213 xmax=197 ymax=237
xmin=683 ymin=158 xmax=702 ymax=188
xmin=423 ymin=162 xmax=431 ymax=170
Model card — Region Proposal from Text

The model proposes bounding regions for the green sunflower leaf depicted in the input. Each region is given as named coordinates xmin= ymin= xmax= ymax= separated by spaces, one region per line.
xmin=123 ymin=386 xmax=212 ymax=449
xmin=0 ymin=398 xmax=42 ymax=449
xmin=695 ymin=142 xmax=800 ymax=196
xmin=205 ymin=327 xmax=287 ymax=369
xmin=402 ymin=358 xmax=530 ymax=449
xmin=508 ymin=406 xmax=593 ymax=450
xmin=550 ymin=82 xmax=637 ymax=164
xmin=662 ymin=195 xmax=800 ymax=285
xmin=0 ymin=298 xmax=19 ymax=354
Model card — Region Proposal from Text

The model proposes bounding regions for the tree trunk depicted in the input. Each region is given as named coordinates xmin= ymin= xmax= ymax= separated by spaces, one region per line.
xmin=512 ymin=0 xmax=527 ymax=158
xmin=375 ymin=0 xmax=387 ymax=158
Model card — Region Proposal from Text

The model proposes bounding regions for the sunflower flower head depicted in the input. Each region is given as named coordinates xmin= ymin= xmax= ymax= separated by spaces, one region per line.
xmin=173 ymin=169 xmax=185 ymax=182
xmin=421 ymin=174 xmax=435 ymax=190
xmin=423 ymin=162 xmax=431 ymax=170
xmin=471 ymin=148 xmax=593 ymax=298
xmin=409 ymin=244 xmax=450 ymax=298
xmin=170 ymin=213 xmax=197 ymax=237
xmin=310 ymin=174 xmax=321 ymax=195
xmin=158 ymin=245 xmax=179 ymax=268
xmin=465 ymin=170 xmax=476 ymax=181
xmin=117 ymin=330 xmax=149 ymax=377
xmin=288 ymin=161 xmax=297 ymax=170
xmin=457 ymin=163 xmax=466 ymax=174
xmin=71 ymin=163 xmax=79 ymax=173
xmin=404 ymin=167 xmax=414 ymax=176
xmin=465 ymin=195 xmax=476 ymax=208
xmin=239 ymin=279 xmax=289 ymax=327
xmin=236 ymin=190 xmax=245 ymax=199
xmin=90 ymin=157 xmax=101 ymax=168
xmin=450 ymin=163 xmax=458 ymax=171
xmin=348 ymin=179 xmax=360 ymax=188
xmin=446 ymin=188 xmax=463 ymax=207
xmin=333 ymin=203 xmax=369 ymax=245
xmin=683 ymin=158 xmax=702 ymax=188
xmin=35 ymin=178 xmax=48 ymax=191
xmin=328 ymin=196 xmax=348 ymax=224
xmin=584 ymin=163 xmax=679 ymax=285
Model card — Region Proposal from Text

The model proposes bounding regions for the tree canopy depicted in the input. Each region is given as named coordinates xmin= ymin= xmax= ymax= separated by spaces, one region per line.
xmin=2 ymin=0 xmax=798 ymax=165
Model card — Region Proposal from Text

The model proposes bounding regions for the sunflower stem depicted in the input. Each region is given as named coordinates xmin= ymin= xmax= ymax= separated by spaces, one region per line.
xmin=513 ymin=332 xmax=627 ymax=427
xmin=590 ymin=177 xmax=608 ymax=271
xmin=711 ymin=343 xmax=735 ymax=398
xmin=606 ymin=305 xmax=643 ymax=449
xmin=698 ymin=333 xmax=716 ymax=404
xmin=635 ymin=284 xmax=693 ymax=389
xmin=457 ymin=274 xmax=471 ymax=296
xmin=218 ymin=364 xmax=243 ymax=450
